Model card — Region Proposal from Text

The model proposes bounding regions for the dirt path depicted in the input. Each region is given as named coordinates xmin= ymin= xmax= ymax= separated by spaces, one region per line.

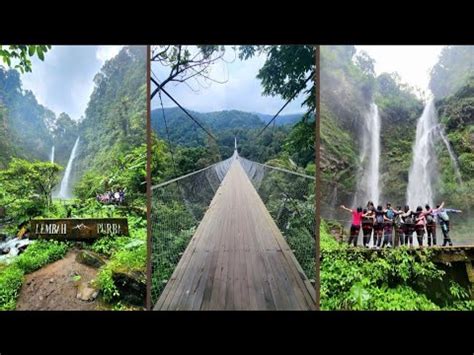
xmin=16 ymin=250 xmax=102 ymax=310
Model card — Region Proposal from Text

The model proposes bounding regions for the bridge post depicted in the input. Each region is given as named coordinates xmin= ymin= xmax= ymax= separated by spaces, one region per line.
xmin=466 ymin=261 xmax=474 ymax=300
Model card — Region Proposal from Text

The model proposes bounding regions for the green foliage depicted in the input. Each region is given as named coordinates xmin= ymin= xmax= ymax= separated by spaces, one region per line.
xmin=435 ymin=76 xmax=474 ymax=227
xmin=14 ymin=240 xmax=69 ymax=274
xmin=0 ymin=265 xmax=24 ymax=310
xmin=430 ymin=46 xmax=474 ymax=98
xmin=76 ymin=46 xmax=146 ymax=182
xmin=239 ymin=45 xmax=315 ymax=117
xmin=320 ymin=46 xmax=424 ymax=209
xmin=320 ymin=221 xmax=473 ymax=310
xmin=0 ymin=45 xmax=50 ymax=73
xmin=0 ymin=67 xmax=56 ymax=163
xmin=75 ymin=143 xmax=147 ymax=208
xmin=0 ymin=240 xmax=68 ymax=310
xmin=95 ymin=215 xmax=146 ymax=303
xmin=0 ymin=159 xmax=62 ymax=227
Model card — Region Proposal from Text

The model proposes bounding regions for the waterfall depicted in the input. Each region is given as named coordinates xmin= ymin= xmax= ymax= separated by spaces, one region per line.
xmin=439 ymin=128 xmax=463 ymax=185
xmin=50 ymin=145 xmax=55 ymax=163
xmin=406 ymin=99 xmax=439 ymax=209
xmin=57 ymin=137 xmax=80 ymax=199
xmin=355 ymin=103 xmax=381 ymax=206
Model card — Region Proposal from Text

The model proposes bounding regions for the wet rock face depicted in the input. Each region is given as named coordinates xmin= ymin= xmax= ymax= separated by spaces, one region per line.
xmin=112 ymin=270 xmax=146 ymax=306
xmin=75 ymin=250 xmax=106 ymax=268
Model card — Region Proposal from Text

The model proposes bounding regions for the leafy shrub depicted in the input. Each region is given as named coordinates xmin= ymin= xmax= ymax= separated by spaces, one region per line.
xmin=0 ymin=265 xmax=24 ymax=310
xmin=14 ymin=240 xmax=69 ymax=274
xmin=320 ymin=220 xmax=473 ymax=310
xmin=0 ymin=240 xmax=69 ymax=310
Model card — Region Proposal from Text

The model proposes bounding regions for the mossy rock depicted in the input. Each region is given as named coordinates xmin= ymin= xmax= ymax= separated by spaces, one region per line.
xmin=112 ymin=270 xmax=146 ymax=306
xmin=76 ymin=250 xmax=106 ymax=268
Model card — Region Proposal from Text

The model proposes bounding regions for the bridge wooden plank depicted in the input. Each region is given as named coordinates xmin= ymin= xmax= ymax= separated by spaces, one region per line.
xmin=154 ymin=159 xmax=316 ymax=310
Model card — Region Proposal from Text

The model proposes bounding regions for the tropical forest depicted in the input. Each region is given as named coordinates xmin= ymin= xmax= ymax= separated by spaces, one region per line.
xmin=0 ymin=45 xmax=147 ymax=310
xmin=320 ymin=45 xmax=474 ymax=310
xmin=150 ymin=45 xmax=316 ymax=309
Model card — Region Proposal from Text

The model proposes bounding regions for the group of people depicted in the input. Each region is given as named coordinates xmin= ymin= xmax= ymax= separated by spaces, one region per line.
xmin=340 ymin=200 xmax=462 ymax=248
xmin=96 ymin=188 xmax=125 ymax=205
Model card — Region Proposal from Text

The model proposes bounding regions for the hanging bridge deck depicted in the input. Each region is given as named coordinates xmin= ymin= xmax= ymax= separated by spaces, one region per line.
xmin=154 ymin=159 xmax=316 ymax=310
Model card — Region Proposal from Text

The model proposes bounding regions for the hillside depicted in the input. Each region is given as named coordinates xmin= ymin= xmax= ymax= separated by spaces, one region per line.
xmin=151 ymin=107 xmax=265 ymax=147
xmin=75 ymin=46 xmax=147 ymax=179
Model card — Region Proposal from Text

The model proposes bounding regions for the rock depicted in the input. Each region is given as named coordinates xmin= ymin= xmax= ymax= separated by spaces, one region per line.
xmin=112 ymin=270 xmax=146 ymax=306
xmin=49 ymin=278 xmax=55 ymax=283
xmin=76 ymin=250 xmax=106 ymax=268
xmin=1 ymin=247 xmax=10 ymax=255
xmin=76 ymin=282 xmax=99 ymax=302
xmin=0 ymin=233 xmax=8 ymax=242
xmin=17 ymin=244 xmax=29 ymax=255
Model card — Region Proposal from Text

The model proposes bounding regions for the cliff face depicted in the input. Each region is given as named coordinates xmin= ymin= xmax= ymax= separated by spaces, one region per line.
xmin=320 ymin=46 xmax=423 ymax=219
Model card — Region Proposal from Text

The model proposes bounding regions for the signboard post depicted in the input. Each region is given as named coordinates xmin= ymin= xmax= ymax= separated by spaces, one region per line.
xmin=30 ymin=218 xmax=129 ymax=241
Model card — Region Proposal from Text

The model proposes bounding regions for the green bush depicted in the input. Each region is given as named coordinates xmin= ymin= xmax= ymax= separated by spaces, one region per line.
xmin=15 ymin=240 xmax=69 ymax=274
xmin=320 ymin=220 xmax=473 ymax=310
xmin=96 ymin=241 xmax=146 ymax=302
xmin=0 ymin=265 xmax=24 ymax=310
xmin=0 ymin=240 xmax=69 ymax=310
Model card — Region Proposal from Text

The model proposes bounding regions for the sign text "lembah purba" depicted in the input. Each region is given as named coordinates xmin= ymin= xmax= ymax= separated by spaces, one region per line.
xmin=30 ymin=218 xmax=129 ymax=241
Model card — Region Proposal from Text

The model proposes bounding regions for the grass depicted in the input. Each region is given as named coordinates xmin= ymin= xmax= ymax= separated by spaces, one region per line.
xmin=0 ymin=240 xmax=69 ymax=310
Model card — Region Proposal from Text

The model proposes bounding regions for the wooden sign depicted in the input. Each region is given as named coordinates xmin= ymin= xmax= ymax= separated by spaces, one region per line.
xmin=30 ymin=218 xmax=129 ymax=241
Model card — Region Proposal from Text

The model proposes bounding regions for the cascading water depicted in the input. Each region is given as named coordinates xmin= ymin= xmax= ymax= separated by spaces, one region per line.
xmin=50 ymin=145 xmax=55 ymax=163
xmin=439 ymin=128 xmax=463 ymax=185
xmin=57 ymin=137 xmax=80 ymax=199
xmin=355 ymin=103 xmax=381 ymax=206
xmin=406 ymin=99 xmax=438 ymax=209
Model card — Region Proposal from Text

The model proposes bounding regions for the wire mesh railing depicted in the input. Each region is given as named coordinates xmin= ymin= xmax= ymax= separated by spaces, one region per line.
xmin=239 ymin=157 xmax=316 ymax=283
xmin=150 ymin=156 xmax=233 ymax=304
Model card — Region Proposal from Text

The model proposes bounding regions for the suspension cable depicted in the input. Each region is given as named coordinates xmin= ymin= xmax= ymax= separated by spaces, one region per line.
xmin=158 ymin=90 xmax=179 ymax=179
xmin=255 ymin=72 xmax=314 ymax=138
xmin=151 ymin=76 xmax=217 ymax=143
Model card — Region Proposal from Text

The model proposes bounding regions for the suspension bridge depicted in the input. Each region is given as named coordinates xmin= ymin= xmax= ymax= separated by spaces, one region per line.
xmin=151 ymin=143 xmax=316 ymax=310
xmin=151 ymin=61 xmax=316 ymax=310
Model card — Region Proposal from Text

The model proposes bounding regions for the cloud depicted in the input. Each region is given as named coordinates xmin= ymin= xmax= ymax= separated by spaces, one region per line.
xmin=151 ymin=46 xmax=306 ymax=115
xmin=96 ymin=46 xmax=123 ymax=63
xmin=20 ymin=45 xmax=122 ymax=121
xmin=356 ymin=45 xmax=444 ymax=96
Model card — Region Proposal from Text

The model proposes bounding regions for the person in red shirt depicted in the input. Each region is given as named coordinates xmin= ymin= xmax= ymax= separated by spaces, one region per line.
xmin=340 ymin=205 xmax=365 ymax=247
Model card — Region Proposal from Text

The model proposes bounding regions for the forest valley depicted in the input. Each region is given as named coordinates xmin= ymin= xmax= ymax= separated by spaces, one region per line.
xmin=0 ymin=46 xmax=147 ymax=310
xmin=320 ymin=46 xmax=474 ymax=310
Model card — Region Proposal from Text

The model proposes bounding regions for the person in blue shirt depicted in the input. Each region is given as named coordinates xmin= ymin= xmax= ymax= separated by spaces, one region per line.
xmin=433 ymin=205 xmax=462 ymax=246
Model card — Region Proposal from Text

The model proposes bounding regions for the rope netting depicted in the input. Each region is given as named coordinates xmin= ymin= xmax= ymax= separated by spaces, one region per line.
xmin=239 ymin=157 xmax=316 ymax=283
xmin=150 ymin=155 xmax=233 ymax=304
xmin=151 ymin=152 xmax=316 ymax=304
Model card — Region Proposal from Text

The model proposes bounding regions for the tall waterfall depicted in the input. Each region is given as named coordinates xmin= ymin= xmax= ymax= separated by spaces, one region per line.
xmin=57 ymin=137 xmax=80 ymax=199
xmin=407 ymin=99 xmax=438 ymax=208
xmin=439 ymin=128 xmax=463 ymax=185
xmin=50 ymin=145 xmax=55 ymax=163
xmin=355 ymin=103 xmax=381 ymax=206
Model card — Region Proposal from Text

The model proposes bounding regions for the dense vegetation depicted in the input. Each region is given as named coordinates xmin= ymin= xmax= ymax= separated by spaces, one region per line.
xmin=0 ymin=240 xmax=68 ymax=310
xmin=0 ymin=46 xmax=147 ymax=309
xmin=320 ymin=222 xmax=473 ymax=310
xmin=151 ymin=45 xmax=316 ymax=303
xmin=320 ymin=45 xmax=424 ymax=214
xmin=320 ymin=45 xmax=474 ymax=309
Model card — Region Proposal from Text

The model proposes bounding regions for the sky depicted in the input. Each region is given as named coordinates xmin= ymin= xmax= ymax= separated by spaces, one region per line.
xmin=21 ymin=45 xmax=123 ymax=121
xmin=356 ymin=45 xmax=444 ymax=97
xmin=151 ymin=46 xmax=307 ymax=115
